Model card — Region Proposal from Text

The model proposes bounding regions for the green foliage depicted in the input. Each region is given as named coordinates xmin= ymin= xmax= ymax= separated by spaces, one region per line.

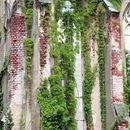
xmin=59 ymin=2 xmax=80 ymax=128
xmin=22 ymin=0 xmax=34 ymax=104
xmin=38 ymin=1 xmax=107 ymax=130
xmin=82 ymin=1 xmax=106 ymax=130
xmin=109 ymin=0 xmax=121 ymax=11
xmin=81 ymin=1 xmax=98 ymax=130
xmin=25 ymin=0 xmax=33 ymax=8
xmin=37 ymin=78 xmax=69 ymax=130
xmin=97 ymin=9 xmax=106 ymax=130
xmin=82 ymin=30 xmax=97 ymax=130
xmin=23 ymin=38 xmax=33 ymax=79
xmin=24 ymin=8 xmax=33 ymax=27
xmin=23 ymin=38 xmax=33 ymax=104
xmin=23 ymin=0 xmax=33 ymax=35
xmin=37 ymin=0 xmax=84 ymax=129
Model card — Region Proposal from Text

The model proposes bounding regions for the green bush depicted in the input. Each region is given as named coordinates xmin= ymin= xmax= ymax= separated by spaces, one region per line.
xmin=37 ymin=79 xmax=68 ymax=130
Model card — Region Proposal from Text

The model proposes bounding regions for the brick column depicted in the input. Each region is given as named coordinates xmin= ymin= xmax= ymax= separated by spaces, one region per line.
xmin=9 ymin=13 xmax=26 ymax=130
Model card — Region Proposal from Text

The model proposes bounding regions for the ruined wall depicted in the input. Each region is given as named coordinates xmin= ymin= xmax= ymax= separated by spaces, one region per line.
xmin=106 ymin=12 xmax=129 ymax=130
xmin=0 ymin=0 xmax=27 ymax=129
xmin=0 ymin=1 xmax=128 ymax=130
xmin=9 ymin=12 xmax=26 ymax=130
xmin=109 ymin=14 xmax=124 ymax=103
xmin=105 ymin=11 xmax=127 ymax=130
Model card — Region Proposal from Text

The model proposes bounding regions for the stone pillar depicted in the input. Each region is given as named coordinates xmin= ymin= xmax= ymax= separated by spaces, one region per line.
xmin=90 ymin=39 xmax=102 ymax=130
xmin=74 ymin=36 xmax=86 ymax=130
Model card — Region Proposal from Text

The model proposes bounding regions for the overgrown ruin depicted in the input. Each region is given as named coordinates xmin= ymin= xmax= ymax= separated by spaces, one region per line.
xmin=0 ymin=0 xmax=129 ymax=130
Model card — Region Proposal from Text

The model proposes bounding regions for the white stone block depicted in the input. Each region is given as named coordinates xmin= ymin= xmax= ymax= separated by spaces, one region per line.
xmin=75 ymin=98 xmax=84 ymax=120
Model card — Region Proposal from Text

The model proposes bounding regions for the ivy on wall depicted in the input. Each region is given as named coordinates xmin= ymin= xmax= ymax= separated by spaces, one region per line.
xmin=37 ymin=0 xmax=82 ymax=129
xmin=23 ymin=0 xmax=33 ymax=36
xmin=23 ymin=38 xmax=33 ymax=105
xmin=82 ymin=29 xmax=97 ymax=130
xmin=82 ymin=1 xmax=98 ymax=130
xmin=22 ymin=0 xmax=34 ymax=106
xmin=37 ymin=0 xmax=107 ymax=130
xmin=82 ymin=1 xmax=106 ymax=130
xmin=97 ymin=6 xmax=106 ymax=130
xmin=125 ymin=52 xmax=130 ymax=114
xmin=23 ymin=38 xmax=33 ymax=82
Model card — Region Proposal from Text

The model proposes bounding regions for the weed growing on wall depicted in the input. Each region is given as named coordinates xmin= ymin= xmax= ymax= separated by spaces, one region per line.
xmin=22 ymin=0 xmax=34 ymax=107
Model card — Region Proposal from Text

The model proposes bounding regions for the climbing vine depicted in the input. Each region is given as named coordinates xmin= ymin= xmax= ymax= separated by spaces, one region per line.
xmin=23 ymin=0 xmax=33 ymax=35
xmin=37 ymin=2 xmax=69 ymax=129
xmin=124 ymin=52 xmax=130 ymax=114
xmin=82 ymin=1 xmax=106 ymax=130
xmin=37 ymin=0 xmax=82 ymax=129
xmin=82 ymin=29 xmax=97 ymax=130
xmin=97 ymin=4 xmax=106 ymax=129
xmin=82 ymin=1 xmax=99 ymax=129
xmin=23 ymin=38 xmax=33 ymax=82
xmin=22 ymin=0 xmax=34 ymax=107
xmin=37 ymin=0 xmax=107 ymax=130
xmin=81 ymin=2 xmax=95 ymax=127
xmin=23 ymin=38 xmax=33 ymax=105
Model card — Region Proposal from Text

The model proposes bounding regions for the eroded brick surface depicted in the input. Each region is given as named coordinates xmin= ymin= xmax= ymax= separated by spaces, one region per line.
xmin=39 ymin=26 xmax=47 ymax=68
xmin=39 ymin=12 xmax=49 ymax=68
xmin=9 ymin=14 xmax=25 ymax=99
xmin=109 ymin=15 xmax=123 ymax=103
